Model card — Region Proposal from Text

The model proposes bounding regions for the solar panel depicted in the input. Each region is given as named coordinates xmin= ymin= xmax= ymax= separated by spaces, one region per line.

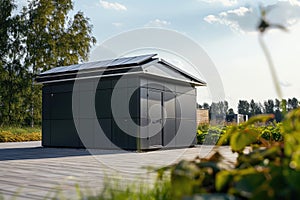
xmin=39 ymin=54 xmax=157 ymax=76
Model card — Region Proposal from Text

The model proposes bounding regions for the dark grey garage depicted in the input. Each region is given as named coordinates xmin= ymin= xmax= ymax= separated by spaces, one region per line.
xmin=36 ymin=54 xmax=206 ymax=150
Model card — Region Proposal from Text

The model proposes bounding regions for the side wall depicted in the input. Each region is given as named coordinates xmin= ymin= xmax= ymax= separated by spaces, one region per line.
xmin=42 ymin=76 xmax=197 ymax=150
xmin=42 ymin=76 xmax=140 ymax=149
xmin=139 ymin=77 xmax=197 ymax=150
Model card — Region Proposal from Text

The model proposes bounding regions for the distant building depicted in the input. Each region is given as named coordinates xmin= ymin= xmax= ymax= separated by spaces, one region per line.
xmin=196 ymin=109 xmax=209 ymax=124
xmin=226 ymin=114 xmax=248 ymax=124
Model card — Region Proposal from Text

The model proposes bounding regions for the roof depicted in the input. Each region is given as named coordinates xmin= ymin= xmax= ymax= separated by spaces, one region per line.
xmin=36 ymin=54 xmax=206 ymax=86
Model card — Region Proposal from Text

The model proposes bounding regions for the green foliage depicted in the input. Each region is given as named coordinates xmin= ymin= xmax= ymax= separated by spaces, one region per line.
xmin=162 ymin=109 xmax=300 ymax=199
xmin=0 ymin=127 xmax=41 ymax=142
xmin=197 ymin=119 xmax=283 ymax=148
xmin=0 ymin=0 xmax=96 ymax=126
xmin=197 ymin=125 xmax=226 ymax=145
xmin=0 ymin=0 xmax=29 ymax=126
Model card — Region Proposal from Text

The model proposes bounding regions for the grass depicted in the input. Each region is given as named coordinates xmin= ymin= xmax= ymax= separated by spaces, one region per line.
xmin=85 ymin=180 xmax=171 ymax=200
xmin=37 ymin=178 xmax=171 ymax=200
xmin=0 ymin=126 xmax=41 ymax=142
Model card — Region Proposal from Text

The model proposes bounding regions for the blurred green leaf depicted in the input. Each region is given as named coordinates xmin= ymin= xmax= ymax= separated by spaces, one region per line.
xmin=216 ymin=171 xmax=233 ymax=192
xmin=230 ymin=130 xmax=257 ymax=152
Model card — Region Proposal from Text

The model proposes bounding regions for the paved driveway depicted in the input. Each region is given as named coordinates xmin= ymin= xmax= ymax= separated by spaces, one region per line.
xmin=0 ymin=141 xmax=237 ymax=199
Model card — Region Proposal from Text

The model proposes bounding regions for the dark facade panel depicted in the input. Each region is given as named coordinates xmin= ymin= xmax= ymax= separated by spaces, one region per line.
xmin=78 ymin=119 xmax=94 ymax=148
xmin=163 ymin=118 xmax=176 ymax=147
xmin=95 ymin=89 xmax=112 ymax=119
xmin=42 ymin=93 xmax=51 ymax=120
xmin=175 ymin=119 xmax=196 ymax=147
xmin=128 ymin=88 xmax=140 ymax=119
xmin=176 ymin=93 xmax=196 ymax=120
xmin=79 ymin=79 xmax=96 ymax=91
xmin=127 ymin=77 xmax=140 ymax=88
xmin=111 ymin=89 xmax=128 ymax=119
xmin=42 ymin=85 xmax=52 ymax=94
xmin=42 ymin=120 xmax=51 ymax=146
xmin=112 ymin=78 xmax=128 ymax=89
xmin=139 ymin=118 xmax=149 ymax=149
xmin=95 ymin=118 xmax=112 ymax=149
xmin=148 ymin=89 xmax=163 ymax=148
xmin=140 ymin=88 xmax=148 ymax=119
xmin=51 ymin=82 xmax=74 ymax=93
xmin=50 ymin=119 xmax=80 ymax=147
xmin=111 ymin=118 xmax=139 ymax=150
xmin=164 ymin=91 xmax=176 ymax=118
xmin=79 ymin=91 xmax=95 ymax=119
xmin=50 ymin=92 xmax=73 ymax=120
xmin=96 ymin=78 xmax=112 ymax=90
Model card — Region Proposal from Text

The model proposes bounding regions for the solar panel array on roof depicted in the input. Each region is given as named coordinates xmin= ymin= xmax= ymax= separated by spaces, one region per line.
xmin=40 ymin=54 xmax=157 ymax=76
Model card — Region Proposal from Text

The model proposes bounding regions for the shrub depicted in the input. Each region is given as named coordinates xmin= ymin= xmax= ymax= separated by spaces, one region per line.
xmin=0 ymin=127 xmax=41 ymax=142
xmin=162 ymin=109 xmax=300 ymax=199
xmin=197 ymin=122 xmax=283 ymax=146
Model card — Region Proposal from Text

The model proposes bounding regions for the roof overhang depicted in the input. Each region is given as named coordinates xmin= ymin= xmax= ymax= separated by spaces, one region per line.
xmin=36 ymin=54 xmax=207 ymax=87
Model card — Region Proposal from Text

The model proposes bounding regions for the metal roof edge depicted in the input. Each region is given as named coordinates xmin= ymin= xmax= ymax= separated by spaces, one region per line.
xmin=37 ymin=53 xmax=158 ymax=78
xmin=157 ymin=59 xmax=207 ymax=86
xmin=140 ymin=72 xmax=205 ymax=86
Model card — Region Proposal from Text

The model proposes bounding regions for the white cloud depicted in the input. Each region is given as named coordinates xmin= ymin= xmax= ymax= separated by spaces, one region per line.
xmin=145 ymin=19 xmax=171 ymax=27
xmin=112 ymin=22 xmax=123 ymax=27
xmin=204 ymin=7 xmax=255 ymax=33
xmin=203 ymin=1 xmax=300 ymax=34
xmin=99 ymin=0 xmax=127 ymax=11
xmin=227 ymin=7 xmax=250 ymax=16
xmin=289 ymin=0 xmax=300 ymax=6
xmin=202 ymin=0 xmax=237 ymax=7
xmin=204 ymin=15 xmax=219 ymax=23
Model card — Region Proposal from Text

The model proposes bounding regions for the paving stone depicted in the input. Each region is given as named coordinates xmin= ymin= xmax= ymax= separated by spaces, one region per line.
xmin=0 ymin=141 xmax=237 ymax=199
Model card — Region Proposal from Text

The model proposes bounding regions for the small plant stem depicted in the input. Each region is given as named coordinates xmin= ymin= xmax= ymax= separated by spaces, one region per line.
xmin=258 ymin=35 xmax=283 ymax=100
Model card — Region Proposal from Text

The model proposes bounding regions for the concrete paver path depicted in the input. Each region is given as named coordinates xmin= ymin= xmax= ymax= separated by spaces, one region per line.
xmin=0 ymin=141 xmax=237 ymax=199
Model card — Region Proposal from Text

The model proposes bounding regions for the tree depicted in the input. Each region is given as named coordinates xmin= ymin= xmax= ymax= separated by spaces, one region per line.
xmin=0 ymin=0 xmax=14 ymax=120
xmin=264 ymin=99 xmax=275 ymax=114
xmin=274 ymin=98 xmax=283 ymax=122
xmin=249 ymin=99 xmax=256 ymax=117
xmin=22 ymin=0 xmax=96 ymax=125
xmin=274 ymin=99 xmax=281 ymax=111
xmin=0 ymin=0 xmax=96 ymax=126
xmin=249 ymin=99 xmax=263 ymax=117
xmin=255 ymin=103 xmax=263 ymax=115
xmin=225 ymin=108 xmax=235 ymax=122
xmin=209 ymin=101 xmax=229 ymax=123
xmin=227 ymin=108 xmax=235 ymax=115
xmin=287 ymin=98 xmax=293 ymax=111
xmin=238 ymin=100 xmax=249 ymax=115
xmin=197 ymin=103 xmax=202 ymax=109
xmin=209 ymin=101 xmax=228 ymax=116
xmin=202 ymin=103 xmax=210 ymax=110
xmin=281 ymin=99 xmax=287 ymax=114
xmin=0 ymin=0 xmax=29 ymax=125
xmin=290 ymin=97 xmax=298 ymax=110
xmin=223 ymin=101 xmax=229 ymax=115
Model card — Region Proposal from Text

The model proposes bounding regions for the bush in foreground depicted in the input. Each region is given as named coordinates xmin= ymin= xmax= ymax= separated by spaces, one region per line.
xmin=159 ymin=109 xmax=300 ymax=199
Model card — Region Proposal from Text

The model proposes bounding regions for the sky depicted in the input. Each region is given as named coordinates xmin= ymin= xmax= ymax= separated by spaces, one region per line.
xmin=19 ymin=0 xmax=300 ymax=110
